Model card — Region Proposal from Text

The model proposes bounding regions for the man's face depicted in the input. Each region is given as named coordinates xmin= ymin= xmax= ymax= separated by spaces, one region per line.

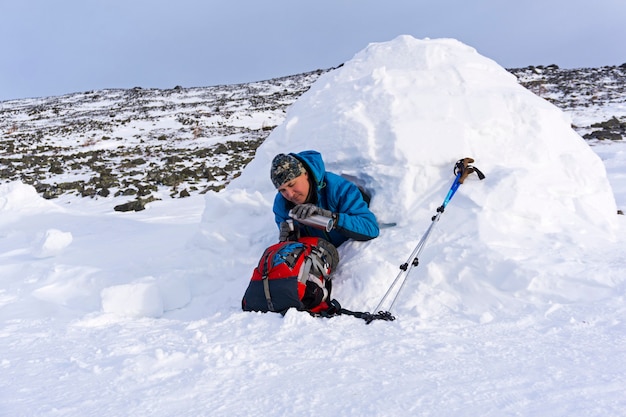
xmin=277 ymin=172 xmax=310 ymax=205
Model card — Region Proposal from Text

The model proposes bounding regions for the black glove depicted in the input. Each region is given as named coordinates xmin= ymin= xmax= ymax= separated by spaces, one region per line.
xmin=279 ymin=220 xmax=298 ymax=242
xmin=291 ymin=203 xmax=333 ymax=219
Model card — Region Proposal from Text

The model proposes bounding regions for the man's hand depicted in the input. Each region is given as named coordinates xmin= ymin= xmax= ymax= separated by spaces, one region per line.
xmin=291 ymin=204 xmax=333 ymax=219
xmin=279 ymin=220 xmax=298 ymax=241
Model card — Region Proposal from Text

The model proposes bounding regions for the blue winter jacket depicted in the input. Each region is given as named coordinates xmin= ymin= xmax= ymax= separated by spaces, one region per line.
xmin=273 ymin=150 xmax=379 ymax=247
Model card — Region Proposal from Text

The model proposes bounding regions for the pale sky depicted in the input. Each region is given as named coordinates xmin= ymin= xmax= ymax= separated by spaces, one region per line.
xmin=1 ymin=0 xmax=625 ymax=101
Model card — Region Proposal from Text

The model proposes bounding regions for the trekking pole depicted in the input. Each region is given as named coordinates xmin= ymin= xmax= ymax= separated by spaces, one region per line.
xmin=374 ymin=158 xmax=485 ymax=313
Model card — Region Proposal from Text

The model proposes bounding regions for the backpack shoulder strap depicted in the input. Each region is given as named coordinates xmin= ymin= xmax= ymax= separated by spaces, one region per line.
xmin=297 ymin=256 xmax=313 ymax=283
xmin=259 ymin=248 xmax=276 ymax=312
xmin=309 ymin=248 xmax=330 ymax=279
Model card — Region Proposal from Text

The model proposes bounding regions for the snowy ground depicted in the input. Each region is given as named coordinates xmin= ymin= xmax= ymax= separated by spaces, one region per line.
xmin=1 ymin=37 xmax=626 ymax=417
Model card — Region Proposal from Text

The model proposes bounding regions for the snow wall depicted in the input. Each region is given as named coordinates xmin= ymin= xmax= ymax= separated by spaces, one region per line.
xmin=198 ymin=36 xmax=618 ymax=321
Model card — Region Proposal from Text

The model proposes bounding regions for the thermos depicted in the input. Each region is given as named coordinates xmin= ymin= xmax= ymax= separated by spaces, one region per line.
xmin=288 ymin=209 xmax=335 ymax=232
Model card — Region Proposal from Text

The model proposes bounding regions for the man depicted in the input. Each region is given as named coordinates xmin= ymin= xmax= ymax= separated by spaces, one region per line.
xmin=271 ymin=150 xmax=379 ymax=247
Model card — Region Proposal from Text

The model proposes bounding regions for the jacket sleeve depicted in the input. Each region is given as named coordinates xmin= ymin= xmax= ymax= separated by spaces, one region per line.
xmin=326 ymin=174 xmax=379 ymax=241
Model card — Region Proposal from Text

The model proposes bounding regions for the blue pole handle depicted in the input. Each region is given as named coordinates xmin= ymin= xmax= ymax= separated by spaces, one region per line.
xmin=441 ymin=172 xmax=462 ymax=209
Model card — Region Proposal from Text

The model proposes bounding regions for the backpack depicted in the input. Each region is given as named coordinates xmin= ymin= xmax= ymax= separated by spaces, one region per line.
xmin=241 ymin=237 xmax=339 ymax=314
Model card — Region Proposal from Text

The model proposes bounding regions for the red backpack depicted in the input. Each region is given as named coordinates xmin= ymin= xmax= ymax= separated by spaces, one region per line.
xmin=242 ymin=237 xmax=395 ymax=323
xmin=241 ymin=237 xmax=338 ymax=314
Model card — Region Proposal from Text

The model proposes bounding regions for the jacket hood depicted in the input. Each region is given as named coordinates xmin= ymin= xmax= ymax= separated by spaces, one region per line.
xmin=291 ymin=150 xmax=326 ymax=191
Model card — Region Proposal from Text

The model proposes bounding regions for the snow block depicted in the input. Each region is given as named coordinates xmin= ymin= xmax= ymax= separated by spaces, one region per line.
xmin=101 ymin=282 xmax=164 ymax=318
xmin=32 ymin=229 xmax=73 ymax=258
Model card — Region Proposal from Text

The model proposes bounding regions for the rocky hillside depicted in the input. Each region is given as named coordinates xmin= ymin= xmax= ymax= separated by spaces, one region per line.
xmin=1 ymin=65 xmax=624 ymax=211
xmin=511 ymin=64 xmax=626 ymax=141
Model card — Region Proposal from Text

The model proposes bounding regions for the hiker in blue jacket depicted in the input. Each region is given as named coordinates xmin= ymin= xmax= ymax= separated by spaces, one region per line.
xmin=270 ymin=150 xmax=379 ymax=247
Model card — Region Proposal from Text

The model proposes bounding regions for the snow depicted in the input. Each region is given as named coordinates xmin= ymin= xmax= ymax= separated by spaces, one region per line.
xmin=1 ymin=36 xmax=626 ymax=416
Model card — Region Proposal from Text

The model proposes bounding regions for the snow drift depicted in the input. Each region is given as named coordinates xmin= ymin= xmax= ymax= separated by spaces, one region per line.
xmin=198 ymin=35 xmax=619 ymax=320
